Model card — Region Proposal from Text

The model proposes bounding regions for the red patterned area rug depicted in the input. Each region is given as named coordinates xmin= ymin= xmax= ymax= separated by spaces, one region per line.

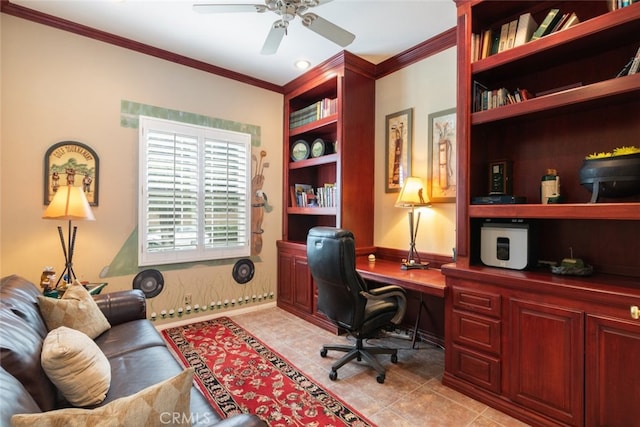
xmin=161 ymin=317 xmax=375 ymax=427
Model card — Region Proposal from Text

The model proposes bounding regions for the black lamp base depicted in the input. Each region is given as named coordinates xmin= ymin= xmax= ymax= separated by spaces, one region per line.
xmin=401 ymin=261 xmax=430 ymax=270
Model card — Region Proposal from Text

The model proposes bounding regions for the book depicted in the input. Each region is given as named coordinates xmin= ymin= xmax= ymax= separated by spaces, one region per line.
xmin=628 ymin=46 xmax=640 ymax=75
xmin=548 ymin=12 xmax=570 ymax=34
xmin=514 ymin=13 xmax=538 ymax=47
xmin=497 ymin=22 xmax=510 ymax=52
xmin=505 ymin=19 xmax=519 ymax=50
xmin=530 ymin=9 xmax=562 ymax=41
xmin=481 ymin=28 xmax=492 ymax=59
xmin=559 ymin=12 xmax=580 ymax=31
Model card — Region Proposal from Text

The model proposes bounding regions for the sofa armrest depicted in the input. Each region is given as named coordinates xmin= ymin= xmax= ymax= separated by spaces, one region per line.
xmin=94 ymin=289 xmax=146 ymax=326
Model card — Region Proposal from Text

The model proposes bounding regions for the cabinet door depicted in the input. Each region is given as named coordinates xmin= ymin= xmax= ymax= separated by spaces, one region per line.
xmin=509 ymin=299 xmax=584 ymax=426
xmin=277 ymin=250 xmax=294 ymax=306
xmin=292 ymin=255 xmax=312 ymax=313
xmin=586 ymin=314 xmax=640 ymax=427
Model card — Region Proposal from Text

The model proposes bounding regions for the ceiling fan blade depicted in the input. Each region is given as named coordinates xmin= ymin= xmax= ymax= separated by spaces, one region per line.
xmin=261 ymin=22 xmax=287 ymax=55
xmin=193 ymin=4 xmax=268 ymax=14
xmin=300 ymin=13 xmax=355 ymax=47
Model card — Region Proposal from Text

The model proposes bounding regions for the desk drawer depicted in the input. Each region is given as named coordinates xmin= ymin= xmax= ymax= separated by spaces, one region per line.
xmin=452 ymin=286 xmax=501 ymax=318
xmin=451 ymin=344 xmax=501 ymax=393
xmin=452 ymin=310 xmax=501 ymax=355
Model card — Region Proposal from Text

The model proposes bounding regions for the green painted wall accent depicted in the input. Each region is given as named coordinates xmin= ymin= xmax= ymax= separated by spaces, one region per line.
xmin=120 ymin=100 xmax=261 ymax=146
xmin=100 ymin=226 xmax=261 ymax=278
xmin=102 ymin=101 xmax=263 ymax=278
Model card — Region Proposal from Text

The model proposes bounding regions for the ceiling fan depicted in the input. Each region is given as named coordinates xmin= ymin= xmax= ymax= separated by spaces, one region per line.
xmin=193 ymin=0 xmax=355 ymax=55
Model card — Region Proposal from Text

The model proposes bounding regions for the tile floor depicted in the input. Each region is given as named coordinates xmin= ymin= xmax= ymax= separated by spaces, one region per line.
xmin=230 ymin=306 xmax=530 ymax=427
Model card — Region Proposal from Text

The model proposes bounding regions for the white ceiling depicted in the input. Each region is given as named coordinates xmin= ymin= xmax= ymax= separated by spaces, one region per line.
xmin=10 ymin=0 xmax=457 ymax=87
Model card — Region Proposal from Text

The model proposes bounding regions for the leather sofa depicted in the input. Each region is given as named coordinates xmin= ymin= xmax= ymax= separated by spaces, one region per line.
xmin=0 ymin=274 xmax=266 ymax=427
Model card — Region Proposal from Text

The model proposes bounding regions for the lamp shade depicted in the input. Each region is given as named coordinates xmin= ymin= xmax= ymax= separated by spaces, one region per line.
xmin=395 ymin=177 xmax=430 ymax=207
xmin=43 ymin=185 xmax=95 ymax=221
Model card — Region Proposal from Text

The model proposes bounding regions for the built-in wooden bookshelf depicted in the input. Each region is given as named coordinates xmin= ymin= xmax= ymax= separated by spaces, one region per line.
xmin=277 ymin=51 xmax=376 ymax=330
xmin=443 ymin=2 xmax=640 ymax=426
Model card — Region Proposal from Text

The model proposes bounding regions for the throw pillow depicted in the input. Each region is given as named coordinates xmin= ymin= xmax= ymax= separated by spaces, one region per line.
xmin=37 ymin=280 xmax=110 ymax=339
xmin=11 ymin=368 xmax=195 ymax=427
xmin=41 ymin=326 xmax=111 ymax=407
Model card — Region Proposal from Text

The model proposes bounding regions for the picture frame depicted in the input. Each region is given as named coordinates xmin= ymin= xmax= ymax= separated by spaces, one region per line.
xmin=428 ymin=108 xmax=457 ymax=203
xmin=44 ymin=141 xmax=99 ymax=206
xmin=385 ymin=108 xmax=413 ymax=193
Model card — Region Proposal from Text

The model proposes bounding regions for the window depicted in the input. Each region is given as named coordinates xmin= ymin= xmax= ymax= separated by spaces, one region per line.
xmin=138 ymin=116 xmax=251 ymax=266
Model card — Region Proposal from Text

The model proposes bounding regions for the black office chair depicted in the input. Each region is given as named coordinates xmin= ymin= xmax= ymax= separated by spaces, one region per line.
xmin=306 ymin=226 xmax=407 ymax=383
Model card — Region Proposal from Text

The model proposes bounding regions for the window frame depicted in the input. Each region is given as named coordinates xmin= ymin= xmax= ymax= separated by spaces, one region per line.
xmin=138 ymin=116 xmax=252 ymax=266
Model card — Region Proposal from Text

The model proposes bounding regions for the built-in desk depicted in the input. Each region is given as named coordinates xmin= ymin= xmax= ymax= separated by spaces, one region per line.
xmin=356 ymin=257 xmax=446 ymax=298
xmin=356 ymin=257 xmax=446 ymax=347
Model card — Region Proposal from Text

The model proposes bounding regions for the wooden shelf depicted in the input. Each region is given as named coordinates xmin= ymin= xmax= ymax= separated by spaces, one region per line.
xmin=472 ymin=4 xmax=640 ymax=75
xmin=287 ymin=207 xmax=336 ymax=216
xmin=468 ymin=202 xmax=640 ymax=220
xmin=288 ymin=114 xmax=338 ymax=137
xmin=289 ymin=153 xmax=337 ymax=169
xmin=471 ymin=73 xmax=640 ymax=125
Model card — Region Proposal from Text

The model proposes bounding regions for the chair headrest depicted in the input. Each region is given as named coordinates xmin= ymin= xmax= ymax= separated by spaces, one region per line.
xmin=307 ymin=227 xmax=353 ymax=240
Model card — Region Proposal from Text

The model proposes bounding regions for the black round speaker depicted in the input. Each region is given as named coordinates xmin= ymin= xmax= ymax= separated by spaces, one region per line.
xmin=133 ymin=269 xmax=164 ymax=298
xmin=232 ymin=259 xmax=254 ymax=284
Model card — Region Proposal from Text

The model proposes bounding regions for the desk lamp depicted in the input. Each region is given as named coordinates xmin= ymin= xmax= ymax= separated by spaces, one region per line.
xmin=395 ymin=176 xmax=431 ymax=270
xmin=43 ymin=185 xmax=95 ymax=286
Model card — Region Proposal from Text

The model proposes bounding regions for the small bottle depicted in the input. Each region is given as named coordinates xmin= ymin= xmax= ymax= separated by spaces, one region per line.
xmin=40 ymin=267 xmax=56 ymax=290
xmin=541 ymin=168 xmax=560 ymax=204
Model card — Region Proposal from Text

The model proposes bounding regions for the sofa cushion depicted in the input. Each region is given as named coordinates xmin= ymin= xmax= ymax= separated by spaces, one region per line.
xmin=41 ymin=326 xmax=111 ymax=407
xmin=0 ymin=275 xmax=49 ymax=339
xmin=0 ymin=366 xmax=41 ymax=426
xmin=94 ymin=319 xmax=166 ymax=358
xmin=0 ymin=307 xmax=57 ymax=411
xmin=11 ymin=368 xmax=194 ymax=427
xmin=38 ymin=281 xmax=111 ymax=339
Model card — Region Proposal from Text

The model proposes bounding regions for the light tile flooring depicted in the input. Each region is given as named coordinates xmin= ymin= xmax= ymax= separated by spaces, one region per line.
xmin=230 ymin=306 xmax=530 ymax=427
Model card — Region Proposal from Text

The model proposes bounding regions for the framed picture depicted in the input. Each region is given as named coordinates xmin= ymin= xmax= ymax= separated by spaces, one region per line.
xmin=385 ymin=108 xmax=413 ymax=193
xmin=44 ymin=141 xmax=99 ymax=206
xmin=428 ymin=108 xmax=457 ymax=203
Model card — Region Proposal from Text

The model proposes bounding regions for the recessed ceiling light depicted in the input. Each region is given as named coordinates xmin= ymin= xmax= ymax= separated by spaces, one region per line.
xmin=295 ymin=60 xmax=311 ymax=70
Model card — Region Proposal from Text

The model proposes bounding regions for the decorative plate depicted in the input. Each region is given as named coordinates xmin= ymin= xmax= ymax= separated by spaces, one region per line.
xmin=133 ymin=269 xmax=164 ymax=298
xmin=232 ymin=259 xmax=255 ymax=284
xmin=311 ymin=138 xmax=326 ymax=158
xmin=291 ymin=140 xmax=309 ymax=161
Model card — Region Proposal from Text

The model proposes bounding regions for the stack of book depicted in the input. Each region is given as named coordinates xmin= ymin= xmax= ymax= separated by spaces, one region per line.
xmin=617 ymin=45 xmax=640 ymax=77
xmin=289 ymin=98 xmax=337 ymax=129
xmin=472 ymin=8 xmax=580 ymax=62
xmin=473 ymin=81 xmax=533 ymax=112
xmin=290 ymin=183 xmax=337 ymax=208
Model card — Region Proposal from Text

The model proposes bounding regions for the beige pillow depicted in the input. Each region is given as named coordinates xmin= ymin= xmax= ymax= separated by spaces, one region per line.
xmin=41 ymin=326 xmax=111 ymax=407
xmin=38 ymin=280 xmax=111 ymax=339
xmin=12 ymin=368 xmax=195 ymax=427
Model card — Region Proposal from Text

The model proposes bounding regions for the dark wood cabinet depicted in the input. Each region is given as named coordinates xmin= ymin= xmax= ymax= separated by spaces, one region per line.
xmin=586 ymin=314 xmax=640 ymax=427
xmin=277 ymin=52 xmax=375 ymax=329
xmin=509 ymin=299 xmax=584 ymax=426
xmin=443 ymin=2 xmax=640 ymax=425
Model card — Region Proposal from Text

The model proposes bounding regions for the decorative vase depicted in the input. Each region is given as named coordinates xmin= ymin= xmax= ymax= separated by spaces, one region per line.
xmin=579 ymin=153 xmax=640 ymax=203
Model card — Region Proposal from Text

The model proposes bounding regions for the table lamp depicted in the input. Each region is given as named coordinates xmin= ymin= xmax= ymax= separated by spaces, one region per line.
xmin=43 ymin=185 xmax=95 ymax=286
xmin=395 ymin=176 xmax=431 ymax=270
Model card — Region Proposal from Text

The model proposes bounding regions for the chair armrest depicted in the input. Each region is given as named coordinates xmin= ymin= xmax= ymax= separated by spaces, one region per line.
xmin=94 ymin=289 xmax=146 ymax=326
xmin=360 ymin=286 xmax=407 ymax=324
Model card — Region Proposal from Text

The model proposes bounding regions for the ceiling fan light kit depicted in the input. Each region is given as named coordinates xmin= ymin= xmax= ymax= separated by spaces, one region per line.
xmin=194 ymin=0 xmax=355 ymax=55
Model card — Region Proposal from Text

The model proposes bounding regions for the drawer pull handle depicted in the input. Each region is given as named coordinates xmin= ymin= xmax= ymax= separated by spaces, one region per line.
xmin=631 ymin=305 xmax=640 ymax=320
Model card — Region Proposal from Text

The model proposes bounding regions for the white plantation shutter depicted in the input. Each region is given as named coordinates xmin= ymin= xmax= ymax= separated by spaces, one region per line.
xmin=139 ymin=116 xmax=251 ymax=266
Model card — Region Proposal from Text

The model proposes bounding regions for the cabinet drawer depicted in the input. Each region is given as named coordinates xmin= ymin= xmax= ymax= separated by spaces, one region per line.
xmin=453 ymin=287 xmax=501 ymax=318
xmin=452 ymin=309 xmax=501 ymax=355
xmin=451 ymin=344 xmax=501 ymax=393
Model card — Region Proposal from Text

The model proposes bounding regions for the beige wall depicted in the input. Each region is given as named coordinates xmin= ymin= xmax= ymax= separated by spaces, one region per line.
xmin=1 ymin=14 xmax=457 ymax=324
xmin=374 ymin=47 xmax=457 ymax=258
xmin=1 ymin=15 xmax=283 ymax=323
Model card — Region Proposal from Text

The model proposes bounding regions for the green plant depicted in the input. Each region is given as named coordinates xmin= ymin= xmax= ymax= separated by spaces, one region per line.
xmin=585 ymin=145 xmax=640 ymax=159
